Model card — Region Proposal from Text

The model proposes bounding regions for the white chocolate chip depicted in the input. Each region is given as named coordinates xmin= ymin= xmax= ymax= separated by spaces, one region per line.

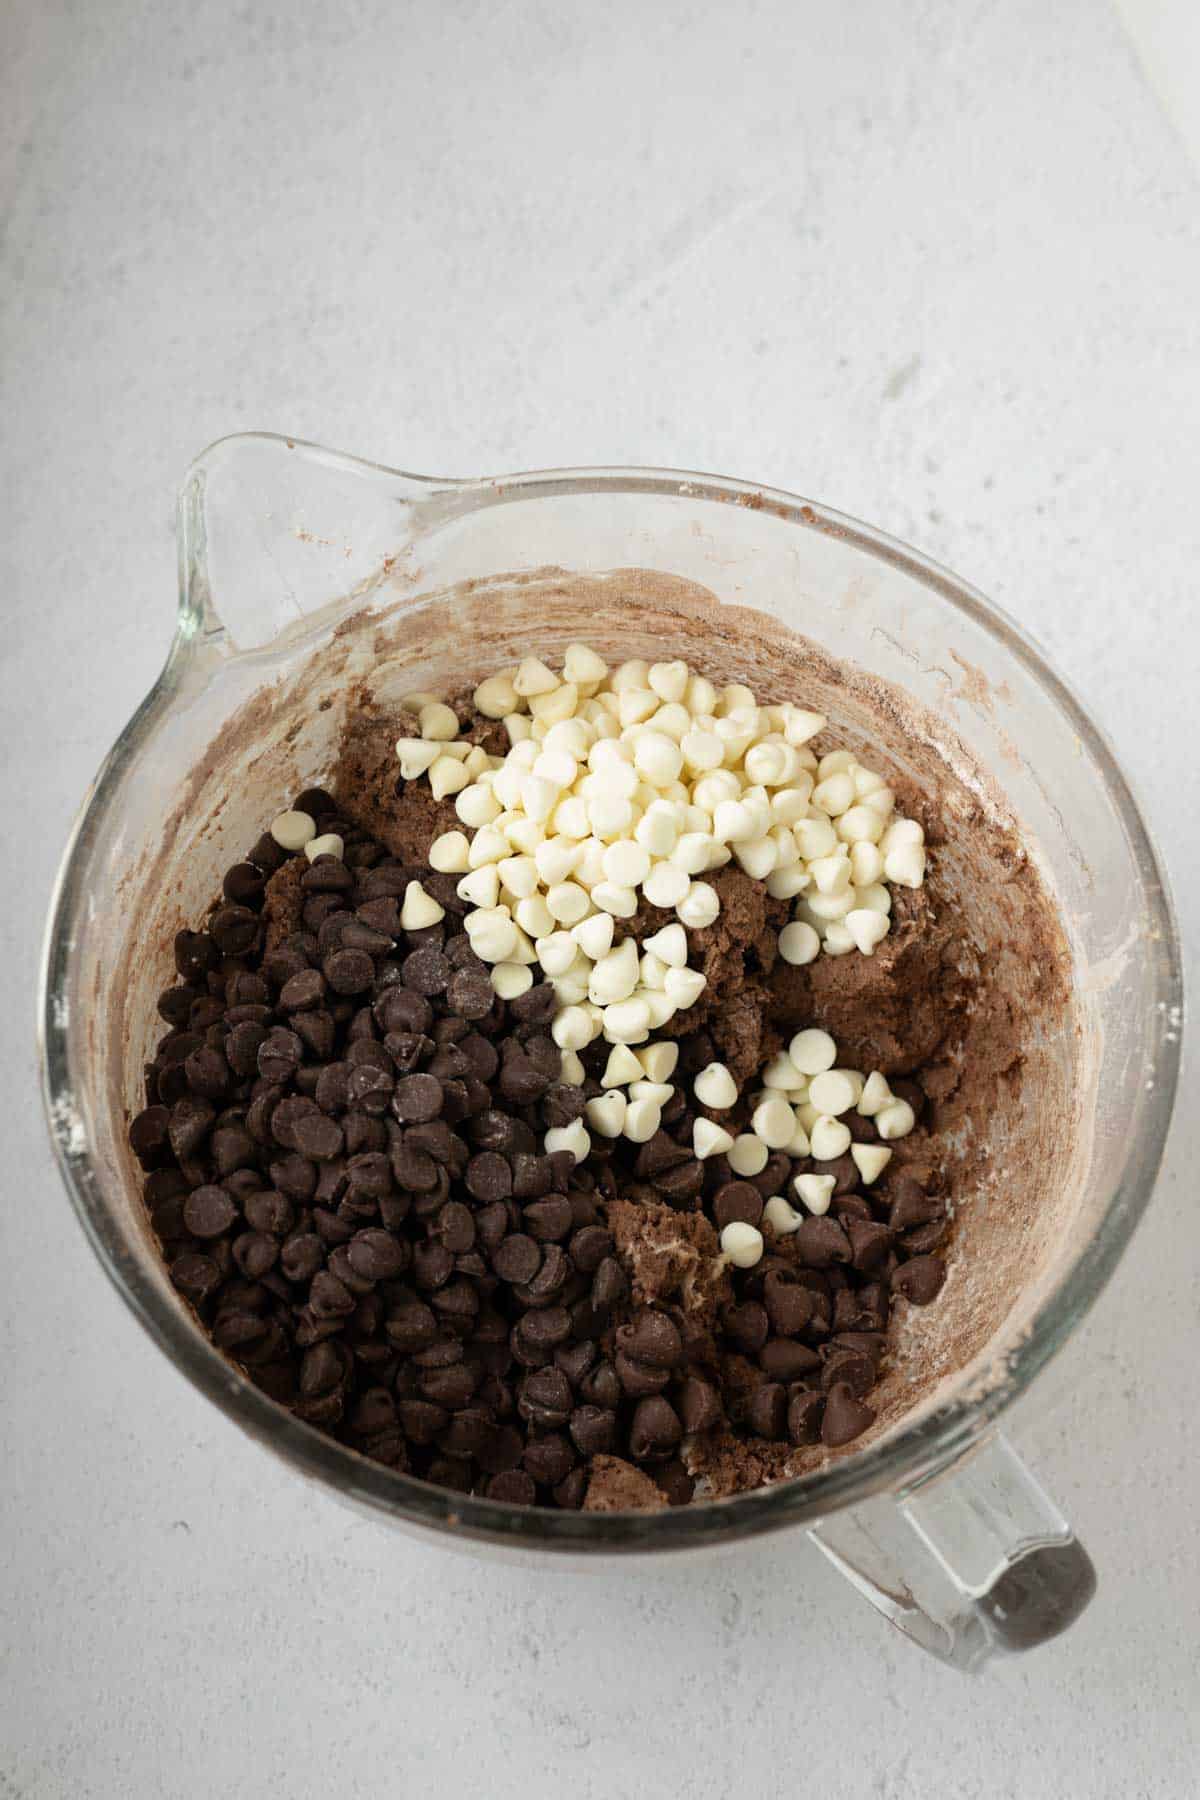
xmin=563 ymin=642 xmax=608 ymax=687
xmin=513 ymin=656 xmax=558 ymax=697
xmin=642 ymin=991 xmax=676 ymax=1029
xmin=642 ymin=922 xmax=687 ymax=967
xmin=497 ymin=854 xmax=539 ymax=899
xmin=429 ymin=754 xmax=471 ymax=800
xmin=883 ymin=840 xmax=927 ymax=888
xmin=623 ymin=1098 xmax=663 ymax=1143
xmin=788 ymin=1028 xmax=838 ymax=1075
xmin=760 ymin=1052 xmax=803 ymax=1090
xmin=474 ymin=672 xmax=519 ymax=717
xmin=857 ymin=1071 xmax=894 ymax=1116
xmin=456 ymin=866 xmax=501 ymax=910
xmin=491 ymin=961 xmax=533 ymax=999
xmin=751 ymin=1096 xmax=796 ymax=1149
xmin=694 ymin=1118 xmax=735 ymax=1160
xmin=419 ymin=701 xmax=460 ymax=742
xmin=395 ymin=739 xmax=440 ymax=780
xmin=810 ymin=1115 xmax=852 ymax=1161
xmin=529 ymin=682 xmax=578 ymax=726
xmin=603 ymin=997 xmax=652 ymax=1043
xmin=876 ymin=1098 xmax=917 ymax=1140
xmin=807 ymin=1070 xmax=860 ymax=1116
xmin=465 ymin=907 xmax=518 ymax=962
xmin=397 ymin=689 xmax=441 ymax=711
xmin=304 ymin=832 xmax=344 ymax=862
xmin=850 ymin=1143 xmax=893 ymax=1183
xmin=636 ymin=1040 xmax=679 ymax=1083
xmin=762 ymin=1195 xmax=803 ymax=1235
xmin=467 ymin=825 xmax=508 ymax=868
xmin=629 ymin=1079 xmax=673 ymax=1106
xmin=694 ymin=1062 xmax=738 ymax=1110
xmin=648 ymin=659 xmax=689 ymax=703
xmin=727 ymin=1133 xmax=770 ymax=1177
xmin=638 ymin=952 xmax=668 ymax=990
xmin=845 ymin=909 xmax=890 ymax=955
xmin=545 ymin=881 xmax=591 ymax=925
xmin=515 ymin=895 xmax=555 ymax=939
xmin=400 ymin=881 xmax=445 ymax=931
xmin=559 ymin=1048 xmax=586 ymax=1085
xmin=642 ymin=861 xmax=691 ymax=909
xmin=545 ymin=1119 xmax=590 ymax=1162
xmin=591 ymin=881 xmax=639 ymax=918
xmin=602 ymin=1043 xmax=644 ymax=1087
xmin=676 ymin=881 xmax=719 ymax=930
xmin=794 ymin=1172 xmax=836 ymax=1215
xmin=663 ymin=965 xmax=706 ymax=1011
xmin=589 ymin=939 xmax=640 ymax=1005
xmin=602 ymin=839 xmax=651 ymax=887
xmin=456 ymin=784 xmax=503 ymax=828
xmin=586 ymin=1091 xmax=627 ymax=1137
xmin=535 ymin=931 xmax=579 ymax=977
xmin=778 ymin=921 xmax=821 ymax=965
xmin=429 ymin=830 xmax=471 ymax=873
xmin=785 ymin=1118 xmax=811 ymax=1156
xmin=551 ymin=1005 xmax=594 ymax=1050
xmin=633 ymin=731 xmax=684 ymax=787
xmin=783 ymin=707 xmax=826 ymax=745
xmin=719 ymin=1221 xmax=764 ymax=1268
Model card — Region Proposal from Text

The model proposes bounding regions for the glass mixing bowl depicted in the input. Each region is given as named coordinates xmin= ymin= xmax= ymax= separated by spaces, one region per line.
xmin=40 ymin=435 xmax=1181 ymax=1669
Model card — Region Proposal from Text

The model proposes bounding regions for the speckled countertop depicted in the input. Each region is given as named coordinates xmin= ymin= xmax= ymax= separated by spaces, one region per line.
xmin=2 ymin=1 xmax=1198 ymax=1793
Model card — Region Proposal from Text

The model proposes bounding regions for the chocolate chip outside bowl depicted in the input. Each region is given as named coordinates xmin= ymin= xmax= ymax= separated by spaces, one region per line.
xmin=40 ymin=435 xmax=1181 ymax=1670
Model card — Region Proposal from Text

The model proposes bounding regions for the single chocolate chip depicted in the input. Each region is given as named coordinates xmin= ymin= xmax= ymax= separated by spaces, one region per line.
xmin=183 ymin=1185 xmax=237 ymax=1239
xmin=787 ymin=1388 xmax=825 ymax=1445
xmin=712 ymin=1181 xmax=765 ymax=1230
xmin=590 ymin=1256 xmax=627 ymax=1312
xmin=748 ymin=1381 xmax=788 ymax=1439
xmin=795 ymin=1215 xmax=852 ymax=1269
xmin=324 ymin=948 xmax=376 ymax=996
xmin=518 ymin=1367 xmax=573 ymax=1429
xmin=168 ymin=1095 xmax=215 ymax=1161
xmin=129 ymin=1105 xmax=170 ymax=1167
xmin=492 ymin=1233 xmax=541 ymax=1285
xmin=763 ymin=1269 xmax=815 ymax=1337
xmin=820 ymin=1349 xmax=876 ymax=1399
xmin=891 ymin=1255 xmax=946 ymax=1305
xmin=466 ymin=1151 xmax=512 ymax=1202
xmin=615 ymin=1310 xmax=683 ymax=1369
xmin=523 ymin=1194 xmax=574 ymax=1242
xmin=628 ymin=1396 xmax=683 ymax=1462
xmin=760 ymin=1338 xmax=822 ymax=1382
xmin=391 ymin=1073 xmax=444 ymax=1124
xmin=445 ymin=967 xmax=494 ymax=1019
xmin=614 ymin=1350 xmax=671 ymax=1398
xmin=569 ymin=1405 xmax=618 ymax=1457
xmin=724 ymin=1300 xmax=770 ymax=1355
xmin=567 ymin=1225 xmax=612 ymax=1274
xmin=402 ymin=947 xmax=451 ymax=997
xmin=412 ymin=1241 xmax=455 ymax=1291
xmin=522 ymin=1433 xmax=576 ymax=1487
xmin=820 ymin=1381 xmax=876 ymax=1447
xmin=257 ymin=1027 xmax=303 ymax=1084
xmin=888 ymin=1179 xmax=943 ymax=1231
xmin=210 ymin=905 xmax=259 ymax=956
xmin=847 ymin=1219 xmax=895 ymax=1272
xmin=347 ymin=1229 xmax=407 ymax=1282
xmin=488 ymin=1470 xmax=537 ymax=1505
xmin=678 ymin=1375 xmax=722 ymax=1434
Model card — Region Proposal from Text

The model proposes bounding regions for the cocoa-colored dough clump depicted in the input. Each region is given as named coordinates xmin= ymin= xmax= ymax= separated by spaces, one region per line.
xmin=582 ymin=1455 xmax=669 ymax=1512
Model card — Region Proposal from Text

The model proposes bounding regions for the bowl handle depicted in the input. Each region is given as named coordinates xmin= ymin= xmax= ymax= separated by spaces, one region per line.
xmin=176 ymin=432 xmax=470 ymax=655
xmin=808 ymin=1432 xmax=1096 ymax=1671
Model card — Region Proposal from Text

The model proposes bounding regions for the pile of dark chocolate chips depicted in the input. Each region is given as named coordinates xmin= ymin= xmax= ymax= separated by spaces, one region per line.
xmin=129 ymin=789 xmax=948 ymax=1509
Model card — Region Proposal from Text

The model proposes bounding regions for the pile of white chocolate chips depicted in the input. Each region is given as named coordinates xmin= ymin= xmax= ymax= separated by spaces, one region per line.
xmin=272 ymin=645 xmax=929 ymax=1275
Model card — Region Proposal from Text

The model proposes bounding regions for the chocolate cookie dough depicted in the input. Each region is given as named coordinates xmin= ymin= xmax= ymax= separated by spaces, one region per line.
xmin=128 ymin=643 xmax=1038 ymax=1515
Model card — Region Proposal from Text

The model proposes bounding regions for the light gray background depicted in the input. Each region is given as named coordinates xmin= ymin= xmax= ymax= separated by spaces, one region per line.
xmin=3 ymin=1 xmax=1198 ymax=1794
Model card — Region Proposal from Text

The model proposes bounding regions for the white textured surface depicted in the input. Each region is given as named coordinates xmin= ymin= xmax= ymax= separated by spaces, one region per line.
xmin=2 ymin=1 xmax=1198 ymax=1794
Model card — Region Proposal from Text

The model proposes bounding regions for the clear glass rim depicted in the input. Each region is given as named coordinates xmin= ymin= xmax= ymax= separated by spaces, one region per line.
xmin=38 ymin=437 xmax=1184 ymax=1552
